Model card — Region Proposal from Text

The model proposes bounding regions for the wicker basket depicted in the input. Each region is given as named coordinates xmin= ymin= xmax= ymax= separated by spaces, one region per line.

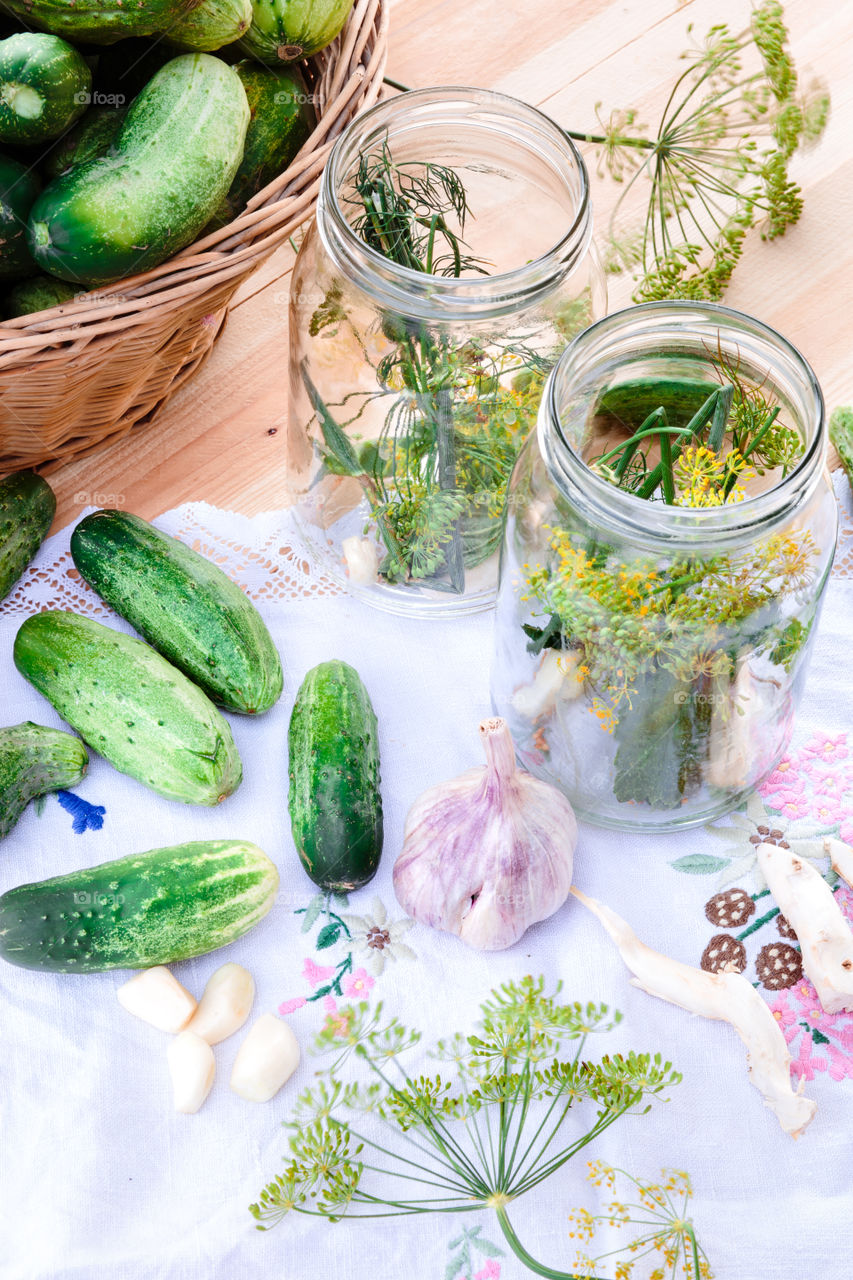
xmin=0 ymin=0 xmax=387 ymax=474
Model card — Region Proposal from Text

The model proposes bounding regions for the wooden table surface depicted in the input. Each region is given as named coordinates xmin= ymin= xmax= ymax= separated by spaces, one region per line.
xmin=43 ymin=0 xmax=853 ymax=531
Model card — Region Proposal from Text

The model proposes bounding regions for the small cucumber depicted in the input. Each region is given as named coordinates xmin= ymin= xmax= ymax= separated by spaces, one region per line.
xmin=0 ymin=470 xmax=55 ymax=602
xmin=288 ymin=660 xmax=383 ymax=892
xmin=0 ymin=33 xmax=91 ymax=145
xmin=41 ymin=106 xmax=125 ymax=180
xmin=0 ymin=152 xmax=41 ymax=281
xmin=240 ymin=0 xmax=354 ymax=63
xmin=13 ymin=611 xmax=243 ymax=805
xmin=2 ymin=273 xmax=76 ymax=317
xmin=70 ymin=509 xmax=283 ymax=715
xmin=0 ymin=838 xmax=278 ymax=972
xmin=168 ymin=0 xmax=252 ymax=51
xmin=0 ymin=722 xmax=88 ymax=839
xmin=0 ymin=0 xmax=194 ymax=45
xmin=595 ymin=377 xmax=720 ymax=433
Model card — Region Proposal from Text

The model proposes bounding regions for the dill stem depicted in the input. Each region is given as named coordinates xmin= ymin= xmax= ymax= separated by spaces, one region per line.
xmin=565 ymin=128 xmax=656 ymax=152
xmin=495 ymin=1206 xmax=605 ymax=1280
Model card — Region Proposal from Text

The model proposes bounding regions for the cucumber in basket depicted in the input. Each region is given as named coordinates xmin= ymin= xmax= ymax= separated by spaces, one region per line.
xmin=3 ymin=274 xmax=76 ymax=317
xmin=0 ymin=33 xmax=91 ymax=145
xmin=0 ymin=470 xmax=55 ymax=601
xmin=0 ymin=152 xmax=41 ymax=281
xmin=13 ymin=611 xmax=243 ymax=805
xmin=70 ymin=509 xmax=283 ymax=715
xmin=168 ymin=0 xmax=252 ymax=51
xmin=27 ymin=54 xmax=250 ymax=286
xmin=0 ymin=839 xmax=279 ymax=972
xmin=240 ymin=0 xmax=355 ymax=63
xmin=0 ymin=0 xmax=197 ymax=45
xmin=288 ymin=660 xmax=383 ymax=893
xmin=0 ymin=722 xmax=88 ymax=839
xmin=41 ymin=106 xmax=126 ymax=181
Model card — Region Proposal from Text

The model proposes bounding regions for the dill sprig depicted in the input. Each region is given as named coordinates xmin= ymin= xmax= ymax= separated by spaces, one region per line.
xmin=569 ymin=0 xmax=829 ymax=301
xmin=250 ymin=977 xmax=692 ymax=1280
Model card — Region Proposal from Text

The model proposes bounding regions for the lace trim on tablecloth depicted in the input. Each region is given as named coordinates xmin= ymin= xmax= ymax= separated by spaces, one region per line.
xmin=3 ymin=472 xmax=852 ymax=615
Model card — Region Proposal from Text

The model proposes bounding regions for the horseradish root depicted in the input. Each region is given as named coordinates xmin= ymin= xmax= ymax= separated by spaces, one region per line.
xmin=510 ymin=649 xmax=582 ymax=721
xmin=167 ymin=1030 xmax=216 ymax=1114
xmin=825 ymin=836 xmax=853 ymax=889
xmin=757 ymin=841 xmax=853 ymax=1014
xmin=572 ymin=887 xmax=816 ymax=1138
xmin=116 ymin=966 xmax=197 ymax=1033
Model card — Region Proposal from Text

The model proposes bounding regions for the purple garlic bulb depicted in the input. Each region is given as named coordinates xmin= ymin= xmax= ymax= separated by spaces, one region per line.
xmin=392 ymin=717 xmax=577 ymax=950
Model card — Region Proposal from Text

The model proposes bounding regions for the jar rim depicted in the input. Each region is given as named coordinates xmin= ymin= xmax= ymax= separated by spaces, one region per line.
xmin=538 ymin=301 xmax=826 ymax=545
xmin=319 ymin=85 xmax=593 ymax=322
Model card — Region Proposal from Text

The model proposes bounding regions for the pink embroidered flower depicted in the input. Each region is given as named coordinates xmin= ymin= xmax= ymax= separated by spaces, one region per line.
xmin=789 ymin=1032 xmax=828 ymax=1082
xmin=769 ymin=995 xmax=796 ymax=1029
xmin=800 ymin=732 xmax=848 ymax=764
xmin=807 ymin=765 xmax=852 ymax=796
xmin=302 ymin=956 xmax=336 ymax=987
xmin=826 ymin=1044 xmax=853 ymax=1083
xmin=323 ymin=994 xmax=338 ymax=1013
xmin=279 ymin=997 xmax=306 ymax=1015
xmin=759 ymin=760 xmax=803 ymax=796
xmin=765 ymin=788 xmax=811 ymax=821
xmin=474 ymin=1262 xmax=501 ymax=1280
xmin=342 ymin=967 xmax=375 ymax=999
xmin=840 ymin=818 xmax=853 ymax=847
xmin=810 ymin=793 xmax=843 ymax=824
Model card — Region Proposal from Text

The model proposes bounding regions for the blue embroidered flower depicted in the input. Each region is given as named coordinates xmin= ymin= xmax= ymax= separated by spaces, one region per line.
xmin=55 ymin=791 xmax=106 ymax=834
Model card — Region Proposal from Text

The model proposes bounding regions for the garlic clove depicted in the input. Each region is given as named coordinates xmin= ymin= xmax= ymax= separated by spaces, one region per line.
xmin=510 ymin=649 xmax=581 ymax=721
xmin=342 ymin=536 xmax=380 ymax=585
xmin=230 ymin=1013 xmax=300 ymax=1102
xmin=393 ymin=717 xmax=577 ymax=951
xmin=185 ymin=963 xmax=255 ymax=1046
xmin=167 ymin=1030 xmax=216 ymax=1114
xmin=117 ymin=965 xmax=197 ymax=1033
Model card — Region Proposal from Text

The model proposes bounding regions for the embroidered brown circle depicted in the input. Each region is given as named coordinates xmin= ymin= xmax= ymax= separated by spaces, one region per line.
xmin=701 ymin=933 xmax=746 ymax=974
xmin=756 ymin=942 xmax=802 ymax=990
xmin=366 ymin=926 xmax=391 ymax=950
xmin=776 ymin=913 xmax=798 ymax=940
xmin=704 ymin=888 xmax=755 ymax=928
xmin=749 ymin=830 xmax=790 ymax=848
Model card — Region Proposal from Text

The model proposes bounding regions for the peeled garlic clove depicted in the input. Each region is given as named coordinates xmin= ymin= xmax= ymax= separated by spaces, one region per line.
xmin=342 ymin=536 xmax=380 ymax=585
xmin=393 ymin=717 xmax=577 ymax=951
xmin=117 ymin=965 xmax=197 ymax=1033
xmin=510 ymin=649 xmax=581 ymax=721
xmin=167 ymin=1030 xmax=216 ymax=1114
xmin=185 ymin=963 xmax=255 ymax=1046
xmin=230 ymin=1013 xmax=300 ymax=1102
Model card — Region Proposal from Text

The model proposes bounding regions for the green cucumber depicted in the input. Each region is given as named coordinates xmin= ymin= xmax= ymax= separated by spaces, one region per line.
xmin=0 ymin=470 xmax=55 ymax=601
xmin=240 ymin=0 xmax=354 ymax=64
xmin=288 ymin=660 xmax=383 ymax=893
xmin=0 ymin=722 xmax=88 ymax=839
xmin=0 ymin=152 xmax=41 ymax=281
xmin=3 ymin=273 xmax=76 ymax=316
xmin=0 ymin=33 xmax=91 ymax=145
xmin=70 ymin=509 xmax=283 ymax=715
xmin=41 ymin=106 xmax=125 ymax=180
xmin=13 ymin=611 xmax=243 ymax=805
xmin=0 ymin=838 xmax=278 ymax=972
xmin=595 ymin=377 xmax=720 ymax=433
xmin=168 ymin=0 xmax=252 ymax=51
xmin=208 ymin=61 xmax=314 ymax=227
xmin=27 ymin=54 xmax=250 ymax=286
xmin=0 ymin=0 xmax=193 ymax=46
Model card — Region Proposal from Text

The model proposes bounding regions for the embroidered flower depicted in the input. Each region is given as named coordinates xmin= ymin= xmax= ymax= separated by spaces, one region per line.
xmin=768 ymin=993 xmax=796 ymax=1029
xmin=759 ymin=755 xmax=801 ymax=793
xmin=474 ymin=1262 xmax=501 ymax=1280
xmin=702 ymin=792 xmax=826 ymax=888
xmin=55 ymin=790 xmax=106 ymax=833
xmin=789 ymin=1032 xmax=828 ymax=1082
xmin=340 ymin=897 xmax=416 ymax=975
xmin=279 ymin=996 xmax=306 ymax=1015
xmin=341 ymin=967 xmax=375 ymax=998
xmin=302 ymin=957 xmax=336 ymax=988
xmin=767 ymin=789 xmax=811 ymax=821
xmin=800 ymin=731 xmax=848 ymax=764
xmin=810 ymin=793 xmax=842 ymax=825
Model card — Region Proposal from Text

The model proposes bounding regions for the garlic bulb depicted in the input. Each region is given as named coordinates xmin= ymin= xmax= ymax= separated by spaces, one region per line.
xmin=392 ymin=717 xmax=577 ymax=950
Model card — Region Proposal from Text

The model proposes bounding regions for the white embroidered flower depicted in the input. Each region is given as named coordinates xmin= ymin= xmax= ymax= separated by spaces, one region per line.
xmin=340 ymin=897 xmax=416 ymax=975
xmin=704 ymin=792 xmax=826 ymax=888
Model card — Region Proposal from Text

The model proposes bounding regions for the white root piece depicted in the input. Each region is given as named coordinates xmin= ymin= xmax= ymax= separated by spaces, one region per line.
xmin=230 ymin=1014 xmax=300 ymax=1103
xmin=571 ymin=887 xmax=816 ymax=1139
xmin=757 ymin=842 xmax=853 ymax=1014
xmin=167 ymin=1031 xmax=216 ymax=1114
xmin=185 ymin=963 xmax=255 ymax=1046
xmin=510 ymin=649 xmax=581 ymax=722
xmin=116 ymin=966 xmax=197 ymax=1033
xmin=706 ymin=662 xmax=755 ymax=790
xmin=825 ymin=837 xmax=853 ymax=889
xmin=342 ymin=536 xmax=380 ymax=586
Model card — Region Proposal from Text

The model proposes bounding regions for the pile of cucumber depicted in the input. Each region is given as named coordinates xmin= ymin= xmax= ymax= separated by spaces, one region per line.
xmin=0 ymin=0 xmax=353 ymax=313
xmin=0 ymin=469 xmax=383 ymax=975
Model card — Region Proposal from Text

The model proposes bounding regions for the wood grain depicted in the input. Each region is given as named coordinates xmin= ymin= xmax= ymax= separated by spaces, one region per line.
xmin=42 ymin=0 xmax=853 ymax=530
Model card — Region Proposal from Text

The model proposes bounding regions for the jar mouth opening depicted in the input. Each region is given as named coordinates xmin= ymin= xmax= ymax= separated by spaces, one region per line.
xmin=321 ymin=85 xmax=592 ymax=320
xmin=542 ymin=301 xmax=825 ymax=543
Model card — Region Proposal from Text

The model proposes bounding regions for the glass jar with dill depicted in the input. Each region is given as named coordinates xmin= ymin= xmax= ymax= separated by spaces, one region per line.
xmin=491 ymin=302 xmax=837 ymax=830
xmin=286 ymin=86 xmax=606 ymax=614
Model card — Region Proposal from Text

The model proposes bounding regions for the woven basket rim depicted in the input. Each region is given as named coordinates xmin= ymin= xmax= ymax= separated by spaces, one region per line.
xmin=0 ymin=0 xmax=387 ymax=345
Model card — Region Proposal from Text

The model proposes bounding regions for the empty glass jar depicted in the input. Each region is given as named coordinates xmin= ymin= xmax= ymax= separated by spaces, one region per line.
xmin=491 ymin=302 xmax=837 ymax=830
xmin=287 ymin=85 xmax=606 ymax=615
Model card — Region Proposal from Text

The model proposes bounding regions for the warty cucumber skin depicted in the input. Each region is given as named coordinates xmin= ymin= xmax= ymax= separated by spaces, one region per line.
xmin=13 ymin=611 xmax=243 ymax=805
xmin=0 ymin=470 xmax=56 ymax=602
xmin=0 ymin=33 xmax=91 ymax=145
xmin=168 ymin=0 xmax=252 ymax=51
xmin=70 ymin=509 xmax=283 ymax=715
xmin=0 ymin=0 xmax=192 ymax=45
xmin=0 ymin=839 xmax=279 ymax=972
xmin=0 ymin=722 xmax=88 ymax=839
xmin=288 ymin=660 xmax=383 ymax=893
xmin=27 ymin=54 xmax=250 ymax=286
xmin=240 ymin=0 xmax=354 ymax=63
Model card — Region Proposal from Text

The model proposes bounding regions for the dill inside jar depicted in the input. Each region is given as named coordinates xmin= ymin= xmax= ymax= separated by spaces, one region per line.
xmin=287 ymin=86 xmax=606 ymax=615
xmin=491 ymin=302 xmax=838 ymax=831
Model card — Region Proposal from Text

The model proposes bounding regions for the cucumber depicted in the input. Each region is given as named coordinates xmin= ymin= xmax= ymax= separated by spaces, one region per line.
xmin=168 ymin=0 xmax=252 ymax=51
xmin=288 ymin=660 xmax=383 ymax=893
xmin=0 ymin=0 xmax=192 ymax=46
xmin=3 ymin=273 xmax=76 ymax=316
xmin=41 ymin=106 xmax=125 ymax=180
xmin=208 ymin=61 xmax=314 ymax=228
xmin=0 ymin=722 xmax=88 ymax=839
xmin=240 ymin=0 xmax=354 ymax=63
xmin=0 ymin=838 xmax=278 ymax=972
xmin=0 ymin=33 xmax=91 ymax=145
xmin=0 ymin=470 xmax=55 ymax=601
xmin=27 ymin=54 xmax=250 ymax=286
xmin=0 ymin=152 xmax=40 ymax=281
xmin=595 ymin=377 xmax=720 ymax=433
xmin=13 ymin=611 xmax=243 ymax=805
xmin=70 ymin=509 xmax=283 ymax=715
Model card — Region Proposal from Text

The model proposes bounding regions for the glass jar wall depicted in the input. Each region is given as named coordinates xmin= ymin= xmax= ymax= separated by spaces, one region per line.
xmin=491 ymin=302 xmax=838 ymax=830
xmin=287 ymin=86 xmax=606 ymax=616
